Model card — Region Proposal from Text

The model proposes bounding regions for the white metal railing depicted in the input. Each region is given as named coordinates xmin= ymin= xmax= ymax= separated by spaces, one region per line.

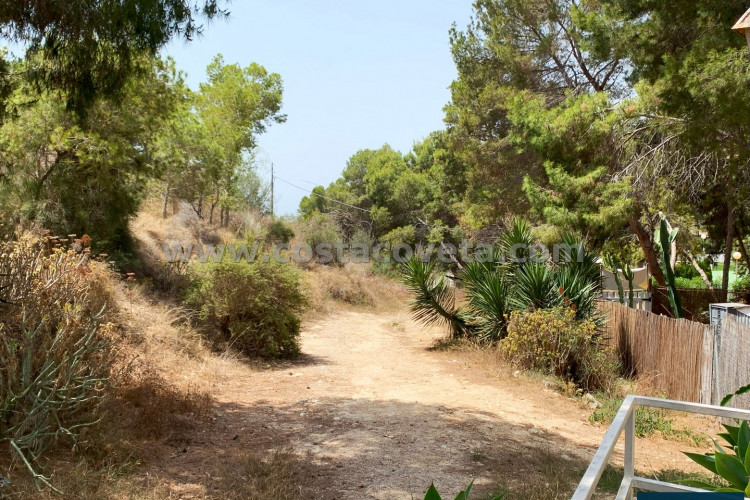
xmin=572 ymin=395 xmax=750 ymax=500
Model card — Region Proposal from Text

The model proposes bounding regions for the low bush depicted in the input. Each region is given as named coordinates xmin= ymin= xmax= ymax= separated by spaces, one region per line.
xmin=732 ymin=274 xmax=750 ymax=292
xmin=499 ymin=307 xmax=618 ymax=392
xmin=266 ymin=219 xmax=295 ymax=244
xmin=300 ymin=214 xmax=344 ymax=265
xmin=589 ymin=395 xmax=692 ymax=439
xmin=186 ymin=260 xmax=308 ymax=358
xmin=674 ymin=276 xmax=712 ymax=289
xmin=0 ymin=237 xmax=116 ymax=488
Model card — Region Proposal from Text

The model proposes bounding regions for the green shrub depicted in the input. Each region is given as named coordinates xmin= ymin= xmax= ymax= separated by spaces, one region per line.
xmin=0 ymin=238 xmax=115 ymax=488
xmin=674 ymin=276 xmax=711 ymax=289
xmin=675 ymin=262 xmax=699 ymax=279
xmin=732 ymin=274 xmax=750 ymax=292
xmin=186 ymin=260 xmax=308 ymax=358
xmin=266 ymin=219 xmax=295 ymax=244
xmin=500 ymin=307 xmax=617 ymax=392
xmin=301 ymin=214 xmax=343 ymax=265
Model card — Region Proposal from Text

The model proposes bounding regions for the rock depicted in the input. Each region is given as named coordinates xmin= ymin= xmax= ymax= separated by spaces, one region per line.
xmin=583 ymin=393 xmax=602 ymax=409
xmin=513 ymin=370 xmax=521 ymax=378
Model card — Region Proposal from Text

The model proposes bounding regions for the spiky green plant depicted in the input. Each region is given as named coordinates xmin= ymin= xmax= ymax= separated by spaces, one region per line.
xmin=655 ymin=217 xmax=683 ymax=318
xmin=463 ymin=261 xmax=509 ymax=341
xmin=511 ymin=261 xmax=557 ymax=311
xmin=680 ymin=421 xmax=750 ymax=495
xmin=603 ymin=254 xmax=625 ymax=305
xmin=424 ymin=481 xmax=505 ymax=500
xmin=401 ymin=221 xmax=604 ymax=343
xmin=498 ymin=217 xmax=533 ymax=265
xmin=401 ymin=258 xmax=467 ymax=338
xmin=621 ymin=263 xmax=635 ymax=309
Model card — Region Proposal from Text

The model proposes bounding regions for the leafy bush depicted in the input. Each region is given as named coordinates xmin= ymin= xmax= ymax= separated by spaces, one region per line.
xmin=0 ymin=238 xmax=116 ymax=488
xmin=300 ymin=214 xmax=344 ymax=265
xmin=675 ymin=262 xmax=699 ymax=279
xmin=186 ymin=260 xmax=308 ymax=358
xmin=674 ymin=276 xmax=712 ymax=289
xmin=266 ymin=219 xmax=295 ymax=244
xmin=732 ymin=274 xmax=750 ymax=292
xmin=500 ymin=307 xmax=617 ymax=392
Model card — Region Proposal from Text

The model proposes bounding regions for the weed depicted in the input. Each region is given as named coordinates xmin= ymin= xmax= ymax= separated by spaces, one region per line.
xmin=588 ymin=394 xmax=700 ymax=442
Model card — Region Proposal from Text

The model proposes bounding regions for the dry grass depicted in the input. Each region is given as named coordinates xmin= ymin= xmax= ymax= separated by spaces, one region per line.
xmin=2 ymin=448 xmax=304 ymax=500
xmin=303 ymin=262 xmax=408 ymax=315
xmin=214 ymin=449 xmax=303 ymax=500
xmin=130 ymin=199 xmax=241 ymax=272
xmin=111 ymin=285 xmax=229 ymax=389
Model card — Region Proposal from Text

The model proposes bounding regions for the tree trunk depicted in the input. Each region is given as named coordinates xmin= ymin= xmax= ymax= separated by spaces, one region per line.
xmin=629 ymin=216 xmax=666 ymax=287
xmin=736 ymin=226 xmax=750 ymax=273
xmin=162 ymin=180 xmax=171 ymax=219
xmin=194 ymin=195 xmax=203 ymax=219
xmin=722 ymin=206 xmax=735 ymax=291
xmin=684 ymin=249 xmax=717 ymax=301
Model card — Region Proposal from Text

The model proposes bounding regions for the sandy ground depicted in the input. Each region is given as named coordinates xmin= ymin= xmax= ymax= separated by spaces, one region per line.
xmin=152 ymin=308 xmax=716 ymax=499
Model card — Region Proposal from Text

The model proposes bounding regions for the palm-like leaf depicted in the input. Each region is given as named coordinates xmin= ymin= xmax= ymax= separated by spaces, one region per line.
xmin=401 ymin=258 xmax=467 ymax=338
xmin=555 ymin=266 xmax=599 ymax=318
xmin=511 ymin=261 xmax=557 ymax=311
xmin=498 ymin=217 xmax=533 ymax=265
xmin=462 ymin=262 xmax=509 ymax=340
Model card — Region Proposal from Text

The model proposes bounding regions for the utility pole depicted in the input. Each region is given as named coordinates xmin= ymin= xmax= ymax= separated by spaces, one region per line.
xmin=271 ymin=163 xmax=273 ymax=220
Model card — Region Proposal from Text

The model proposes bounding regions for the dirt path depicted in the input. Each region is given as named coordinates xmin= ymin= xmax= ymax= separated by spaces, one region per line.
xmin=158 ymin=308 xmax=712 ymax=499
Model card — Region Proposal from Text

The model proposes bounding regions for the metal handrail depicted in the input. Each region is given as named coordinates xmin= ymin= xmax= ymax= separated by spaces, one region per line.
xmin=572 ymin=395 xmax=750 ymax=500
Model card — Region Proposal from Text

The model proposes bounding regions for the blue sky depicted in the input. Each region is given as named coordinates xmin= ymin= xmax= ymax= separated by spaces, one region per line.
xmin=164 ymin=1 xmax=473 ymax=215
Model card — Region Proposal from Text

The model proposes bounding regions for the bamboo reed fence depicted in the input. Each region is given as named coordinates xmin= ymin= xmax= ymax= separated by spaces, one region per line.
xmin=598 ymin=301 xmax=716 ymax=404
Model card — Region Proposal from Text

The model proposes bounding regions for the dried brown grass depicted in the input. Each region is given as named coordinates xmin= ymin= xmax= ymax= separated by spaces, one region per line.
xmin=303 ymin=262 xmax=407 ymax=315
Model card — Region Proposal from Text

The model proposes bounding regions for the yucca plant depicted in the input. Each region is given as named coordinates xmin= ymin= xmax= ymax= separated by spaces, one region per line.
xmin=510 ymin=261 xmax=557 ymax=311
xmin=462 ymin=261 xmax=510 ymax=341
xmin=498 ymin=217 xmax=533 ymax=266
xmin=402 ymin=258 xmax=468 ymax=338
xmin=401 ymin=221 xmax=604 ymax=343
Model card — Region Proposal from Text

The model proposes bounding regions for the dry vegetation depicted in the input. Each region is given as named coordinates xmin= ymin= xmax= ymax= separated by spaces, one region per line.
xmin=0 ymin=205 xmax=721 ymax=499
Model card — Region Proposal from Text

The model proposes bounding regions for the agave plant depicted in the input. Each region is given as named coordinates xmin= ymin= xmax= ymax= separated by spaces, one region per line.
xmin=681 ymin=421 xmax=750 ymax=495
xmin=424 ymin=481 xmax=505 ymax=500
xmin=654 ymin=217 xmax=683 ymax=318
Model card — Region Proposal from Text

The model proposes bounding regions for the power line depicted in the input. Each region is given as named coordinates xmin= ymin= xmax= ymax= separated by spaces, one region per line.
xmin=273 ymin=174 xmax=372 ymax=213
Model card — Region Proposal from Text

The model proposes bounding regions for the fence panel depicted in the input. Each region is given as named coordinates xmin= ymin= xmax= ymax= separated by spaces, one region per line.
xmin=714 ymin=314 xmax=750 ymax=409
xmin=598 ymin=301 xmax=713 ymax=403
